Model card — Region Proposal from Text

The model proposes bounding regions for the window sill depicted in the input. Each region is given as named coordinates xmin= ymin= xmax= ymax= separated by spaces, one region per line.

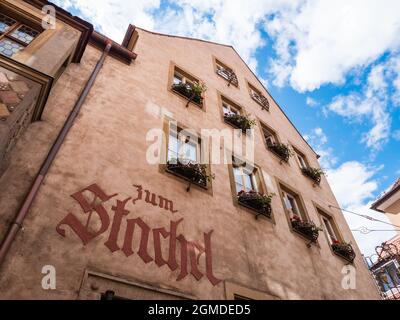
xmin=223 ymin=118 xmax=253 ymax=135
xmin=170 ymin=87 xmax=204 ymax=109
xmin=301 ymin=170 xmax=321 ymax=185
xmin=165 ymin=167 xmax=209 ymax=191
xmin=237 ymin=199 xmax=273 ymax=221
xmin=267 ymin=146 xmax=290 ymax=164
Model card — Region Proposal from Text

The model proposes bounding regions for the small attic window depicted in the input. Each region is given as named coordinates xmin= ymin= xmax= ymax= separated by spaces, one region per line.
xmin=215 ymin=59 xmax=238 ymax=87
xmin=247 ymin=82 xmax=269 ymax=111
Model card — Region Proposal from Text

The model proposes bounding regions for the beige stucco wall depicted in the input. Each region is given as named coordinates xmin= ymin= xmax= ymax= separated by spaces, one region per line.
xmin=0 ymin=26 xmax=381 ymax=299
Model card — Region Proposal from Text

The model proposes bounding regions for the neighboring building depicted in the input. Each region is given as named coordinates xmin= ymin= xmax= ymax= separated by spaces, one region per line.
xmin=0 ymin=0 xmax=380 ymax=299
xmin=366 ymin=235 xmax=400 ymax=300
xmin=371 ymin=178 xmax=400 ymax=233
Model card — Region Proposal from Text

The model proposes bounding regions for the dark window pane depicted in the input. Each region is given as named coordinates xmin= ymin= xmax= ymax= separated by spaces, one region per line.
xmin=10 ymin=25 xmax=40 ymax=44
xmin=0 ymin=14 xmax=16 ymax=33
xmin=0 ymin=39 xmax=24 ymax=57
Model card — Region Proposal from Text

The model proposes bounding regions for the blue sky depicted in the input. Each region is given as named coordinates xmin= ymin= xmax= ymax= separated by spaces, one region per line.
xmin=53 ymin=0 xmax=400 ymax=257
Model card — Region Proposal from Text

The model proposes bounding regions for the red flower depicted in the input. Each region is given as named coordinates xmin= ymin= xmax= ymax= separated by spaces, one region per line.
xmin=290 ymin=215 xmax=301 ymax=221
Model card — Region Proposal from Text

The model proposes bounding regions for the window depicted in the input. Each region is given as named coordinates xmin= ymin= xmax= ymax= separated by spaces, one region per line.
xmin=222 ymin=98 xmax=241 ymax=117
xmin=261 ymin=125 xmax=277 ymax=147
xmin=280 ymin=187 xmax=307 ymax=221
xmin=168 ymin=124 xmax=200 ymax=163
xmin=247 ymin=82 xmax=269 ymax=110
xmin=318 ymin=209 xmax=340 ymax=245
xmin=170 ymin=65 xmax=204 ymax=107
xmin=232 ymin=157 xmax=260 ymax=194
xmin=293 ymin=148 xmax=308 ymax=169
xmin=173 ymin=68 xmax=197 ymax=87
xmin=0 ymin=13 xmax=41 ymax=58
xmin=215 ymin=59 xmax=238 ymax=87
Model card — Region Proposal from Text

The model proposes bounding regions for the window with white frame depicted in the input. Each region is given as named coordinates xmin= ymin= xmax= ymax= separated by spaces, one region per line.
xmin=168 ymin=124 xmax=200 ymax=163
xmin=173 ymin=68 xmax=197 ymax=87
xmin=294 ymin=148 xmax=308 ymax=169
xmin=222 ymin=98 xmax=240 ymax=117
xmin=281 ymin=189 xmax=306 ymax=221
xmin=261 ymin=125 xmax=277 ymax=147
xmin=318 ymin=210 xmax=340 ymax=244
xmin=232 ymin=157 xmax=260 ymax=194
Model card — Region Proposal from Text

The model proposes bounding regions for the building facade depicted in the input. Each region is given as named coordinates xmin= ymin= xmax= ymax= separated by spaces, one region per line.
xmin=366 ymin=235 xmax=400 ymax=300
xmin=371 ymin=178 xmax=400 ymax=233
xmin=0 ymin=0 xmax=380 ymax=300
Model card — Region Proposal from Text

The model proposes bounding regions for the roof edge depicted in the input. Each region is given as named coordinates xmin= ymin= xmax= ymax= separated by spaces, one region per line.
xmin=371 ymin=184 xmax=400 ymax=212
xmin=136 ymin=27 xmax=319 ymax=158
xmin=23 ymin=0 xmax=93 ymax=63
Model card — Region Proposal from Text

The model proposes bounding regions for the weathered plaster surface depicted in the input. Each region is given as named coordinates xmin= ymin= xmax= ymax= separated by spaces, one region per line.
xmin=0 ymin=29 xmax=380 ymax=299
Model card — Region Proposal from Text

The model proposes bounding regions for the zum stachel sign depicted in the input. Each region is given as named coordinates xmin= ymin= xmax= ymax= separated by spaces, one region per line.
xmin=56 ymin=183 xmax=221 ymax=286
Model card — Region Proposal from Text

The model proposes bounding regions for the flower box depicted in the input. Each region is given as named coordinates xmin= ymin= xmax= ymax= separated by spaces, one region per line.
xmin=167 ymin=159 xmax=209 ymax=187
xmin=237 ymin=190 xmax=273 ymax=219
xmin=217 ymin=68 xmax=238 ymax=87
xmin=171 ymin=83 xmax=203 ymax=105
xmin=331 ymin=241 xmax=356 ymax=263
xmin=290 ymin=215 xmax=321 ymax=243
xmin=251 ymin=92 xmax=269 ymax=111
xmin=301 ymin=167 xmax=324 ymax=184
xmin=267 ymin=143 xmax=292 ymax=162
xmin=224 ymin=113 xmax=255 ymax=132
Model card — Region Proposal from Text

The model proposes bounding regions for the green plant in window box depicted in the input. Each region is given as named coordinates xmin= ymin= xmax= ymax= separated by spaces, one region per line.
xmin=167 ymin=158 xmax=214 ymax=191
xmin=267 ymin=142 xmax=294 ymax=162
xmin=223 ymin=113 xmax=256 ymax=133
xmin=237 ymin=190 xmax=275 ymax=219
xmin=290 ymin=215 xmax=322 ymax=244
xmin=331 ymin=240 xmax=356 ymax=263
xmin=171 ymin=82 xmax=207 ymax=107
xmin=301 ymin=167 xmax=325 ymax=184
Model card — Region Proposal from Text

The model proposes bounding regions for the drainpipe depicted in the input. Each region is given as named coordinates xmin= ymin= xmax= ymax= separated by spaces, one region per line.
xmin=0 ymin=41 xmax=113 ymax=267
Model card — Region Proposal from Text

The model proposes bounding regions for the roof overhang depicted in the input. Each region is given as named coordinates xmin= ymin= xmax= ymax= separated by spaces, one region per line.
xmin=371 ymin=184 xmax=400 ymax=214
xmin=23 ymin=0 xmax=93 ymax=63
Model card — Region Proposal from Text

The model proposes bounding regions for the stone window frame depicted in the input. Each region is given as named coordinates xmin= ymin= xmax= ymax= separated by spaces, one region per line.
xmin=245 ymin=79 xmax=270 ymax=111
xmin=291 ymin=144 xmax=310 ymax=170
xmin=275 ymin=177 xmax=320 ymax=246
xmin=224 ymin=281 xmax=279 ymax=300
xmin=226 ymin=151 xmax=275 ymax=223
xmin=167 ymin=61 xmax=207 ymax=111
xmin=158 ymin=115 xmax=214 ymax=195
xmin=313 ymin=202 xmax=352 ymax=262
xmin=257 ymin=118 xmax=291 ymax=165
xmin=217 ymin=92 xmax=248 ymax=129
xmin=212 ymin=55 xmax=239 ymax=88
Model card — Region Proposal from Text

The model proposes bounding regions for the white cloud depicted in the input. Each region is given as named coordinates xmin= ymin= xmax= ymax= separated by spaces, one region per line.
xmin=53 ymin=0 xmax=161 ymax=42
xmin=393 ymin=130 xmax=400 ymax=141
xmin=327 ymin=161 xmax=379 ymax=208
xmin=54 ymin=0 xmax=400 ymax=94
xmin=306 ymin=97 xmax=318 ymax=107
xmin=324 ymin=56 xmax=400 ymax=151
xmin=266 ymin=0 xmax=400 ymax=92
xmin=304 ymin=127 xmax=336 ymax=169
